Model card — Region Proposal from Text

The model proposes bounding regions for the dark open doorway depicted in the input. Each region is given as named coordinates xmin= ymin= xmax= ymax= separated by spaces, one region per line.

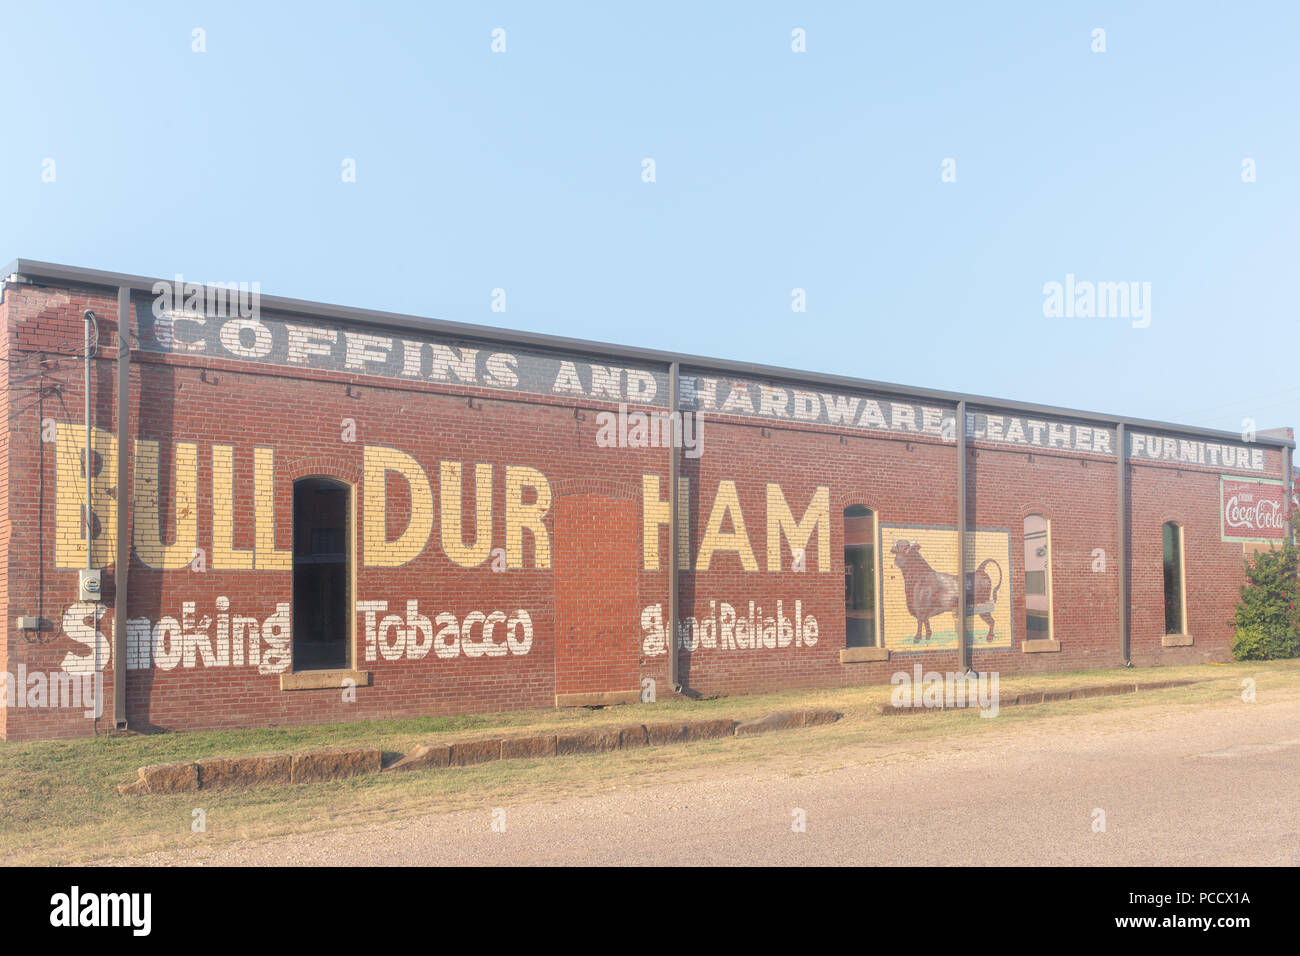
xmin=293 ymin=477 xmax=351 ymax=671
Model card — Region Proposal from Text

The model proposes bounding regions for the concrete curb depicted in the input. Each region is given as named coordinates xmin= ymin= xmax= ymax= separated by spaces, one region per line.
xmin=873 ymin=678 xmax=1205 ymax=716
xmin=120 ymin=708 xmax=842 ymax=794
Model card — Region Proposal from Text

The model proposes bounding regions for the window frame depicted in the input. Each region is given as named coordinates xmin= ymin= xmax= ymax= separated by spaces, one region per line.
xmin=1021 ymin=511 xmax=1060 ymax=653
xmin=840 ymin=503 xmax=887 ymax=662
xmin=1161 ymin=520 xmax=1189 ymax=642
xmin=289 ymin=474 xmax=357 ymax=675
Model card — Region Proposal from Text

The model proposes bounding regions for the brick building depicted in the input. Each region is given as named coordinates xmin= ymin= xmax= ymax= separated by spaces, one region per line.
xmin=1 ymin=260 xmax=1293 ymax=740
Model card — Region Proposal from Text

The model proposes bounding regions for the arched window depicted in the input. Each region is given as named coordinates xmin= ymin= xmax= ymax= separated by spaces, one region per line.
xmin=1023 ymin=514 xmax=1053 ymax=640
xmin=1162 ymin=521 xmax=1185 ymax=635
xmin=293 ymin=476 xmax=353 ymax=671
xmin=843 ymin=505 xmax=877 ymax=648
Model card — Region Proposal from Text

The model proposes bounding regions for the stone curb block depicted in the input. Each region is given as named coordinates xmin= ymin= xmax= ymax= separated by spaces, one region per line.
xmin=799 ymin=708 xmax=842 ymax=727
xmin=734 ymin=709 xmax=840 ymax=735
xmin=449 ymin=739 xmax=503 ymax=766
xmin=117 ymin=760 xmax=200 ymax=795
xmin=647 ymin=717 xmax=740 ymax=743
xmin=386 ymin=743 xmax=451 ymax=772
xmin=122 ymin=681 xmax=1199 ymax=793
xmin=290 ymin=748 xmax=382 ymax=784
xmin=618 ymin=724 xmax=649 ymax=749
xmin=198 ymin=753 xmax=291 ymax=789
xmin=556 ymin=727 xmax=622 ymax=755
xmin=644 ymin=721 xmax=692 ymax=746
xmin=734 ymin=713 xmax=795 ymax=735
xmin=873 ymin=679 xmax=1208 ymax=715
xmin=122 ymin=708 xmax=844 ymax=794
xmin=689 ymin=718 xmax=738 ymax=740
xmin=121 ymin=748 xmax=382 ymax=794
xmin=143 ymin=760 xmax=200 ymax=793
xmin=501 ymin=734 xmax=557 ymax=760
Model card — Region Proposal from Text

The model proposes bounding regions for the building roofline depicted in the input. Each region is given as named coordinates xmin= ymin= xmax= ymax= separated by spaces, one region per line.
xmin=5 ymin=257 xmax=1294 ymax=450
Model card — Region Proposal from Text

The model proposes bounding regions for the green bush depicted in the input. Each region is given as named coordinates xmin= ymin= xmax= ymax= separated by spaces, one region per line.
xmin=1231 ymin=511 xmax=1299 ymax=661
xmin=1232 ymin=624 xmax=1299 ymax=661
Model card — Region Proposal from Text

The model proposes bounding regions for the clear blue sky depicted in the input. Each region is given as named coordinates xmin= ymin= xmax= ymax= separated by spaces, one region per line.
xmin=3 ymin=2 xmax=1297 ymax=434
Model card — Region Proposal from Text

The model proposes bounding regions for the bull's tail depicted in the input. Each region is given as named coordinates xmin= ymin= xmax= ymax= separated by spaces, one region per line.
xmin=975 ymin=558 xmax=1002 ymax=602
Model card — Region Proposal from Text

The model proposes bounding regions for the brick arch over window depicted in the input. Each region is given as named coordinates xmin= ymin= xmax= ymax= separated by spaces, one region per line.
xmin=1018 ymin=503 xmax=1053 ymax=524
xmin=833 ymin=490 xmax=882 ymax=516
xmin=551 ymin=477 xmax=638 ymax=501
xmin=1156 ymin=510 xmax=1189 ymax=530
xmin=285 ymin=454 xmax=363 ymax=487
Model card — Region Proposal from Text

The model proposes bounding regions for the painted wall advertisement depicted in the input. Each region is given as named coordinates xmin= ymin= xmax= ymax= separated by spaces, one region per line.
xmin=1220 ymin=476 xmax=1288 ymax=542
xmin=880 ymin=524 xmax=1014 ymax=651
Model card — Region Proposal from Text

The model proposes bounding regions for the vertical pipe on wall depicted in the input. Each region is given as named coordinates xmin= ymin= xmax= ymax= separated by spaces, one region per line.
xmin=1117 ymin=422 xmax=1129 ymax=665
xmin=1286 ymin=444 xmax=1294 ymax=546
xmin=83 ymin=309 xmax=98 ymax=708
xmin=668 ymin=361 xmax=680 ymax=692
xmin=956 ymin=400 xmax=968 ymax=673
xmin=113 ymin=287 xmax=130 ymax=731
xmin=84 ymin=313 xmax=92 ymax=572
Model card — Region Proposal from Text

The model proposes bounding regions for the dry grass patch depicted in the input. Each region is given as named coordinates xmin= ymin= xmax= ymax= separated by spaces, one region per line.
xmin=2 ymin=659 xmax=1295 ymax=864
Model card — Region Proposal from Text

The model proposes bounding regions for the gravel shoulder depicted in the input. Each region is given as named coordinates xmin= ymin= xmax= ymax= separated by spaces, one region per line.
xmin=105 ymin=682 xmax=1300 ymax=866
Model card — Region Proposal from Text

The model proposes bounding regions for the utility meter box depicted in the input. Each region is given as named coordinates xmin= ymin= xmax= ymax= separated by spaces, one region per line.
xmin=78 ymin=569 xmax=102 ymax=602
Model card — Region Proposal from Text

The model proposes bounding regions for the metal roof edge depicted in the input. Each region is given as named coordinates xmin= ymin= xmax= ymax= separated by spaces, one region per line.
xmin=6 ymin=258 xmax=1294 ymax=451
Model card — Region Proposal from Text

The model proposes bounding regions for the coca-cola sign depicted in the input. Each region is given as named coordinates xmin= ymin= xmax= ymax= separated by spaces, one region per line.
xmin=1220 ymin=477 xmax=1288 ymax=541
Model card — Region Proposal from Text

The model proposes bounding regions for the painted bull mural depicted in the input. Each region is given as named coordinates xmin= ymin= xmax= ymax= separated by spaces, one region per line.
xmin=890 ymin=539 xmax=1004 ymax=643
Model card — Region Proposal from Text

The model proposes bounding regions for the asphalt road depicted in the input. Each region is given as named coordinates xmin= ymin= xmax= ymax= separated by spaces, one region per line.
xmin=113 ymin=690 xmax=1300 ymax=866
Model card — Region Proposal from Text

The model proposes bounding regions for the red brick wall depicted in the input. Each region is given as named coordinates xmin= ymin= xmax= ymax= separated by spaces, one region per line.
xmin=0 ymin=279 xmax=1288 ymax=740
xmin=3 ymin=282 xmax=125 ymax=740
xmin=553 ymin=490 xmax=640 ymax=698
xmin=1128 ymin=462 xmax=1245 ymax=666
xmin=966 ymin=445 xmax=1123 ymax=673
xmin=0 ymin=286 xmax=9 ymax=740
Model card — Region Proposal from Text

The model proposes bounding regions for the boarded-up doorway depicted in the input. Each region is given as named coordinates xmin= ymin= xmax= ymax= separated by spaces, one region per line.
xmin=551 ymin=490 xmax=640 ymax=705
